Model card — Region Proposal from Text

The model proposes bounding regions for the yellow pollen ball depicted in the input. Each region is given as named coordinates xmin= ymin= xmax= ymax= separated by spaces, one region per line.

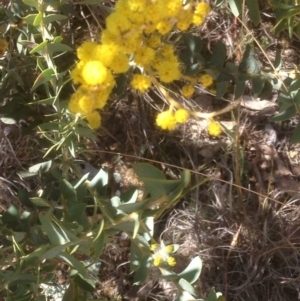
xmin=68 ymin=94 xmax=83 ymax=114
xmin=106 ymin=12 xmax=132 ymax=36
xmin=181 ymin=85 xmax=195 ymax=98
xmin=110 ymin=54 xmax=129 ymax=74
xmin=79 ymin=95 xmax=94 ymax=113
xmin=71 ymin=62 xmax=84 ymax=85
xmin=145 ymin=4 xmax=163 ymax=24
xmin=156 ymin=61 xmax=181 ymax=83
xmin=134 ymin=46 xmax=155 ymax=66
xmin=81 ymin=61 xmax=112 ymax=86
xmin=208 ymin=121 xmax=222 ymax=137
xmin=165 ymin=0 xmax=182 ymax=17
xmin=86 ymin=111 xmax=101 ymax=129
xmin=199 ymin=74 xmax=214 ymax=87
xmin=175 ymin=109 xmax=189 ymax=124
xmin=156 ymin=20 xmax=172 ymax=35
xmin=160 ymin=44 xmax=175 ymax=57
xmin=148 ymin=35 xmax=161 ymax=48
xmin=130 ymin=74 xmax=151 ymax=92
xmin=156 ymin=111 xmax=177 ymax=131
xmin=194 ymin=2 xmax=211 ymax=17
xmin=76 ymin=41 xmax=98 ymax=61
xmin=177 ymin=9 xmax=193 ymax=31
xmin=94 ymin=89 xmax=110 ymax=109
xmin=193 ymin=14 xmax=205 ymax=26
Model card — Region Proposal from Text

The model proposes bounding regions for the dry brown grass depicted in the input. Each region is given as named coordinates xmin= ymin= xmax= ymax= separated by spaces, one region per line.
xmin=161 ymin=180 xmax=300 ymax=301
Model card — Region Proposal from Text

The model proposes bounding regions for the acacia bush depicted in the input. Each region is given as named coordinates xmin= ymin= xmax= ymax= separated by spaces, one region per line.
xmin=1 ymin=0 xmax=300 ymax=300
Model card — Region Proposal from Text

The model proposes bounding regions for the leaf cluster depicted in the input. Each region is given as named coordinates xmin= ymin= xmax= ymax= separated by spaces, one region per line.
xmin=0 ymin=155 xmax=223 ymax=301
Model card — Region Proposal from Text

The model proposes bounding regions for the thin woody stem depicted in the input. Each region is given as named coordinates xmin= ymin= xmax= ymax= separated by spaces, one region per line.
xmin=153 ymin=77 xmax=241 ymax=120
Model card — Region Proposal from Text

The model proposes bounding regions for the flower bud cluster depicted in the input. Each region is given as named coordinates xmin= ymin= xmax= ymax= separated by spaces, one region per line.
xmin=150 ymin=243 xmax=177 ymax=267
xmin=68 ymin=0 xmax=211 ymax=129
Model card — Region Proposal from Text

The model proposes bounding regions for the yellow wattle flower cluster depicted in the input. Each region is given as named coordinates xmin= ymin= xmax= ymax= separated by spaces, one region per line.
xmin=69 ymin=41 xmax=121 ymax=129
xmin=156 ymin=109 xmax=190 ymax=130
xmin=69 ymin=0 xmax=211 ymax=129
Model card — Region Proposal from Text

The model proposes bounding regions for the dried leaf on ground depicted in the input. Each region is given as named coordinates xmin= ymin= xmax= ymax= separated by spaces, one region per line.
xmin=241 ymin=96 xmax=277 ymax=110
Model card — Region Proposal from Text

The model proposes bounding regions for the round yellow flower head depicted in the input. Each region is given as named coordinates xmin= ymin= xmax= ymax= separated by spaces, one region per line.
xmin=193 ymin=2 xmax=211 ymax=26
xmin=160 ymin=44 xmax=175 ymax=57
xmin=71 ymin=61 xmax=85 ymax=85
xmin=94 ymin=88 xmax=111 ymax=109
xmin=208 ymin=121 xmax=222 ymax=137
xmin=199 ymin=74 xmax=214 ymax=88
xmin=177 ymin=8 xmax=193 ymax=31
xmin=130 ymin=74 xmax=151 ymax=92
xmin=145 ymin=3 xmax=164 ymax=24
xmin=165 ymin=0 xmax=182 ymax=17
xmin=81 ymin=61 xmax=113 ymax=86
xmin=120 ymin=32 xmax=142 ymax=54
xmin=194 ymin=2 xmax=211 ymax=17
xmin=134 ymin=46 xmax=155 ymax=66
xmin=68 ymin=85 xmax=110 ymax=116
xmin=156 ymin=61 xmax=181 ymax=83
xmin=144 ymin=23 xmax=157 ymax=35
xmin=101 ymin=29 xmax=117 ymax=45
xmin=106 ymin=12 xmax=132 ymax=36
xmin=86 ymin=111 xmax=101 ymax=129
xmin=123 ymin=0 xmax=147 ymax=12
xmin=156 ymin=110 xmax=177 ymax=131
xmin=110 ymin=53 xmax=130 ymax=74
xmin=156 ymin=20 xmax=172 ymax=35
xmin=76 ymin=41 xmax=98 ymax=61
xmin=79 ymin=95 xmax=94 ymax=114
xmin=148 ymin=35 xmax=161 ymax=48
xmin=68 ymin=92 xmax=84 ymax=114
xmin=95 ymin=43 xmax=129 ymax=73
xmin=193 ymin=14 xmax=205 ymax=26
xmin=181 ymin=85 xmax=195 ymax=98
xmin=175 ymin=109 xmax=190 ymax=124
xmin=0 ymin=39 xmax=8 ymax=56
